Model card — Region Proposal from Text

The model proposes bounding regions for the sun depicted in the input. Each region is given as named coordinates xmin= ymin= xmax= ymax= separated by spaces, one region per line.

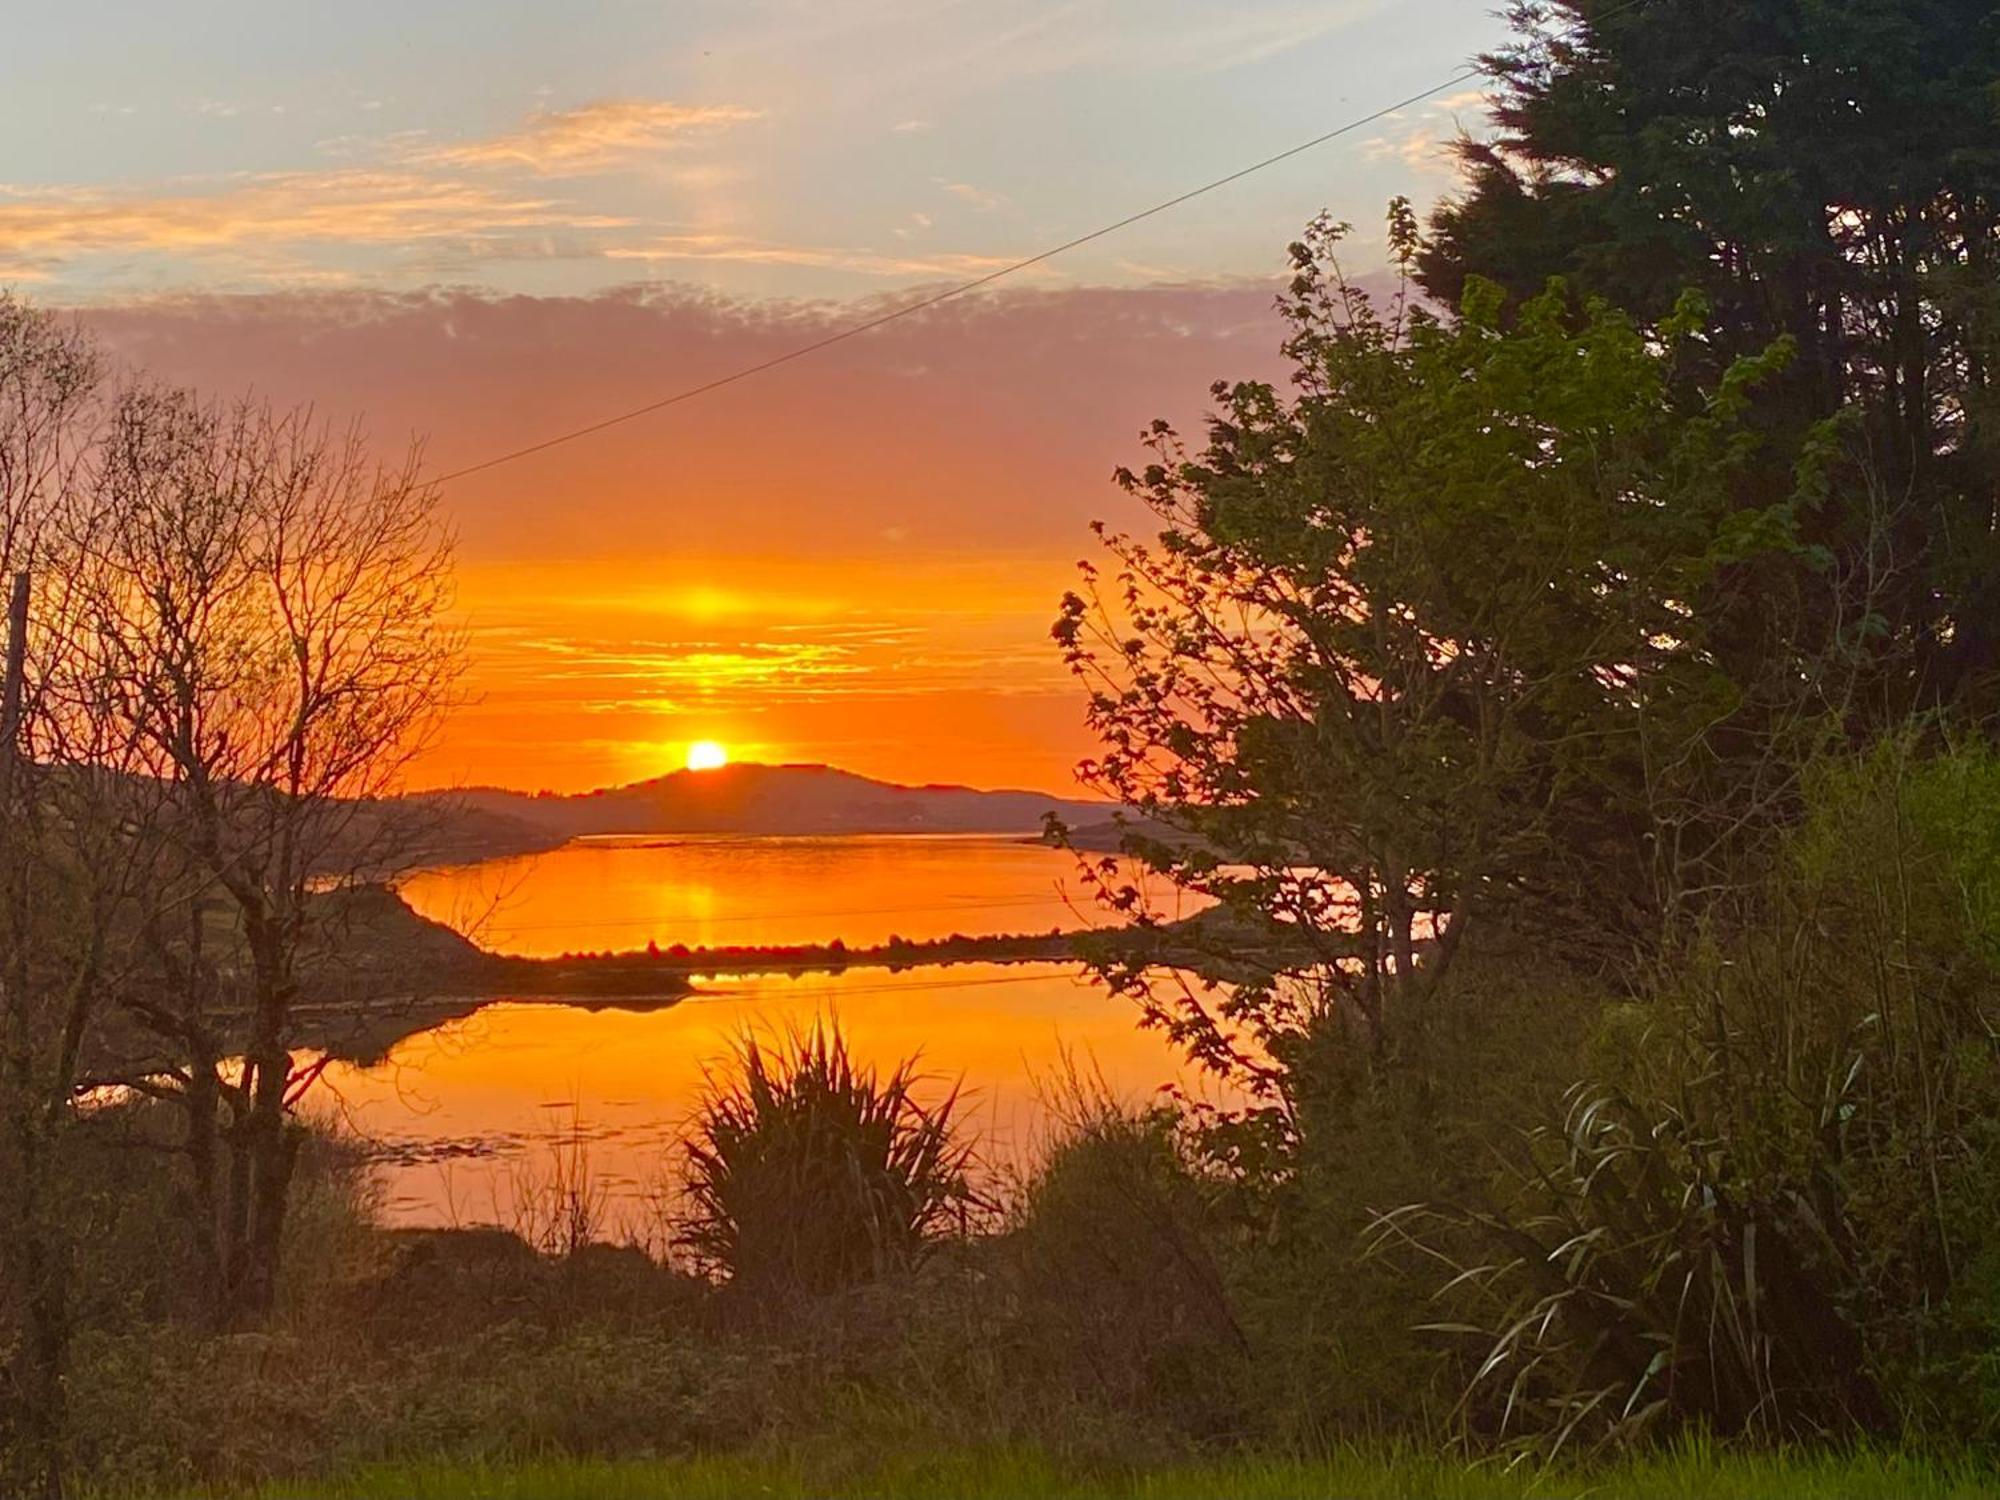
xmin=685 ymin=739 xmax=729 ymax=772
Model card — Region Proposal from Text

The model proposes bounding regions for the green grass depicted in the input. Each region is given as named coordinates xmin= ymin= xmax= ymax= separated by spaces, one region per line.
xmin=155 ymin=1442 xmax=1999 ymax=1500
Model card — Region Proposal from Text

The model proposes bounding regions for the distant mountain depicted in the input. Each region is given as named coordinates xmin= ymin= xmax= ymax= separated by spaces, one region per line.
xmin=405 ymin=762 xmax=1108 ymax=862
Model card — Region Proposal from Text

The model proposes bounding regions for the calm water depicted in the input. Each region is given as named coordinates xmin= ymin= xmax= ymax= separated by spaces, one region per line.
xmin=325 ymin=835 xmax=1214 ymax=1227
xmin=398 ymin=832 xmax=1127 ymax=957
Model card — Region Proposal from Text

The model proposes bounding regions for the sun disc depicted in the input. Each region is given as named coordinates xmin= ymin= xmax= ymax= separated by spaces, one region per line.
xmin=686 ymin=739 xmax=729 ymax=772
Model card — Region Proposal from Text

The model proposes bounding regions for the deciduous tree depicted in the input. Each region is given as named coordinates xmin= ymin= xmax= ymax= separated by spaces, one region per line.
xmin=1058 ymin=211 xmax=1812 ymax=1130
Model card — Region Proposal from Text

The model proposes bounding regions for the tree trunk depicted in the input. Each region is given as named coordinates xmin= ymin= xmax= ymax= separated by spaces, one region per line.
xmin=3 ymin=1013 xmax=70 ymax=1500
xmin=228 ymin=912 xmax=300 ymax=1323
xmin=236 ymin=1040 xmax=299 ymax=1321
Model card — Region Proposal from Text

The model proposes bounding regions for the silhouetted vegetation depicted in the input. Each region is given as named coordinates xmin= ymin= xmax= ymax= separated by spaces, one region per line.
xmin=6 ymin=3 xmax=2000 ymax=1494
xmin=1041 ymin=0 xmax=2000 ymax=1473
xmin=679 ymin=1025 xmax=977 ymax=1301
xmin=0 ymin=294 xmax=461 ymax=1497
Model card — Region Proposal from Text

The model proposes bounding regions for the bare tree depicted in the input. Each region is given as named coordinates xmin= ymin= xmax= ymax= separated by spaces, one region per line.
xmin=0 ymin=292 xmax=463 ymax=1489
xmin=0 ymin=296 xmax=174 ymax=1500
xmin=82 ymin=386 xmax=462 ymax=1324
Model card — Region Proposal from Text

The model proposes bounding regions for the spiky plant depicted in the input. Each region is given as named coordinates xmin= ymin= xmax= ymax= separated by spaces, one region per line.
xmin=678 ymin=1021 xmax=976 ymax=1298
xmin=1371 ymin=741 xmax=2000 ymax=1455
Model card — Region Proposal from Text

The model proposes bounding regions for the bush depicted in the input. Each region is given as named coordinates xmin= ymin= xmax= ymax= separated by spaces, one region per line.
xmin=678 ymin=1022 xmax=977 ymax=1301
xmin=1389 ymin=740 xmax=2000 ymax=1452
xmin=1005 ymin=1088 xmax=1247 ymax=1442
xmin=66 ymin=1321 xmax=761 ymax=1493
xmin=1243 ymin=945 xmax=1606 ymax=1446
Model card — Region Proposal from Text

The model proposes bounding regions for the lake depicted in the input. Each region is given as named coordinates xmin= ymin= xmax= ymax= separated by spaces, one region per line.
xmin=323 ymin=835 xmax=1215 ymax=1228
xmin=397 ymin=832 xmax=1120 ymax=957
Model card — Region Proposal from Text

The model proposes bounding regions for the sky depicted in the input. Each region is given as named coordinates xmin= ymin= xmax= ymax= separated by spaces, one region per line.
xmin=4 ymin=0 xmax=1510 ymax=794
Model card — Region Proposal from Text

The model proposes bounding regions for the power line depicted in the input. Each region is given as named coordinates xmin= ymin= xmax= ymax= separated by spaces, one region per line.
xmin=428 ymin=66 xmax=1488 ymax=486
xmin=429 ymin=0 xmax=1654 ymax=487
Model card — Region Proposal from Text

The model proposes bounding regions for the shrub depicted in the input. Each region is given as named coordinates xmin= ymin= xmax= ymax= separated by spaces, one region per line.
xmin=1005 ymin=1086 xmax=1247 ymax=1441
xmin=1387 ymin=739 xmax=2000 ymax=1453
xmin=678 ymin=1022 xmax=977 ymax=1300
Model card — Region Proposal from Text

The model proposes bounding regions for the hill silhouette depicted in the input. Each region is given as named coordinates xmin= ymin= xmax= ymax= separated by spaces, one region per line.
xmin=408 ymin=762 xmax=1106 ymax=860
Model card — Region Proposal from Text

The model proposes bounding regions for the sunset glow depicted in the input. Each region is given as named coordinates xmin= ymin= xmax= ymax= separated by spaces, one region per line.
xmin=685 ymin=739 xmax=729 ymax=772
xmin=8 ymin=0 xmax=1512 ymax=796
xmin=6 ymin=1 xmax=1976 ymax=1478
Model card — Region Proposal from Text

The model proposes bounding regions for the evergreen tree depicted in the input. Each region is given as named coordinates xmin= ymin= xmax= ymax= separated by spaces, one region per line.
xmin=1422 ymin=0 xmax=2000 ymax=707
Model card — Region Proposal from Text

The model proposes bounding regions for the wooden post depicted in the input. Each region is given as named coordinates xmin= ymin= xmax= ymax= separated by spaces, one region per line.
xmin=0 ymin=570 xmax=27 ymax=807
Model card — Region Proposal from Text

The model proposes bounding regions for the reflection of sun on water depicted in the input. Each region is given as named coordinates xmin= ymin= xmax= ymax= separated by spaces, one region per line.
xmin=381 ymin=838 xmax=1231 ymax=1228
xmin=685 ymin=739 xmax=728 ymax=772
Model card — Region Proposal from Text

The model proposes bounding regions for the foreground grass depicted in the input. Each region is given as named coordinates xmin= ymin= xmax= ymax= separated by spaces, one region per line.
xmin=161 ymin=1442 xmax=2000 ymax=1500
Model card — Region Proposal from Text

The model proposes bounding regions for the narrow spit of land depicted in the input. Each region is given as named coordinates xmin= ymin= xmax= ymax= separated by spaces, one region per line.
xmin=281 ymin=885 xmax=1092 ymax=1064
xmin=281 ymin=881 xmax=1297 ymax=1064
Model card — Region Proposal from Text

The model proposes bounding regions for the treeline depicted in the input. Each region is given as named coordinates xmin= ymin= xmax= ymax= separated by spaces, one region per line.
xmin=1050 ymin=0 xmax=2000 ymax=1455
xmin=569 ymin=927 xmax=1077 ymax=971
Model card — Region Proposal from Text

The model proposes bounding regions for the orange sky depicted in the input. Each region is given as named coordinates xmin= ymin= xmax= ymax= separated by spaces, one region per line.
xmin=432 ymin=553 xmax=1100 ymax=792
xmin=16 ymin=0 xmax=1500 ymax=797
xmin=82 ymin=281 xmax=1298 ymax=793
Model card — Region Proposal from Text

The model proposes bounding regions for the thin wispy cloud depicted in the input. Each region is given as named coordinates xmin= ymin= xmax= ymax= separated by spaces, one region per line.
xmin=0 ymin=97 xmax=760 ymax=285
xmin=0 ymin=170 xmax=625 ymax=261
xmin=946 ymin=0 xmax=1384 ymax=81
xmin=1362 ymin=127 xmax=1456 ymax=178
xmin=1431 ymin=88 xmax=1491 ymax=114
xmin=1361 ymin=90 xmax=1488 ymax=181
xmin=412 ymin=99 xmax=762 ymax=175
xmin=937 ymin=181 xmax=1003 ymax=211
xmin=604 ymin=232 xmax=1013 ymax=278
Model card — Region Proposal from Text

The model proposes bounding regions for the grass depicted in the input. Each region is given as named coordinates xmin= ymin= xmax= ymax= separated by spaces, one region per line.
xmin=142 ymin=1441 xmax=2000 ymax=1499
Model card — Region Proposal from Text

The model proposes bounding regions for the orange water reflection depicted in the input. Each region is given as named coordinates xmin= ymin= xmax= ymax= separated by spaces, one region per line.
xmin=398 ymin=833 xmax=1167 ymax=958
xmin=339 ymin=837 xmax=1218 ymax=1228
xmin=321 ymin=963 xmax=1217 ymax=1230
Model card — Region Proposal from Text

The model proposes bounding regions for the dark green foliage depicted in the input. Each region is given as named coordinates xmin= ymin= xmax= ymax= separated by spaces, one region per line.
xmin=1057 ymin=210 xmax=1817 ymax=1129
xmin=678 ymin=1023 xmax=977 ymax=1299
xmin=1384 ymin=741 xmax=2000 ymax=1452
xmin=1422 ymin=0 xmax=2000 ymax=711
xmin=1235 ymin=947 xmax=1607 ymax=1445
xmin=1005 ymin=1095 xmax=1247 ymax=1440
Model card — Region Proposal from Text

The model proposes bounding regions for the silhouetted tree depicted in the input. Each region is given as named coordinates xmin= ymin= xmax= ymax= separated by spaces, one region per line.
xmin=1058 ymin=210 xmax=1819 ymax=1131
xmin=80 ymin=387 xmax=461 ymax=1324
xmin=1421 ymin=0 xmax=2000 ymax=712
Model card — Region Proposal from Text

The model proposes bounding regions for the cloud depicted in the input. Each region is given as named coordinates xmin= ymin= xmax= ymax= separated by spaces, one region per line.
xmin=930 ymin=0 xmax=1385 ymax=82
xmin=0 ymin=95 xmax=761 ymax=282
xmin=1363 ymin=127 xmax=1458 ymax=179
xmin=937 ymin=181 xmax=1003 ymax=211
xmin=74 ymin=277 xmax=1332 ymax=791
xmin=412 ymin=99 xmax=762 ymax=175
xmin=0 ymin=170 xmax=626 ymax=262
xmin=1363 ymin=84 xmax=1496 ymax=182
xmin=603 ymin=232 xmax=1012 ymax=278
xmin=732 ymin=0 xmax=1382 ymax=87
xmin=1431 ymin=88 xmax=1491 ymax=115
xmin=74 ymin=276 xmax=1304 ymax=559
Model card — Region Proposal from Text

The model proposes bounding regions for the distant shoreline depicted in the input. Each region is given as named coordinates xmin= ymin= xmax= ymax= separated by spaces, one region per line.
xmin=290 ymin=889 xmax=1091 ymax=1065
xmin=533 ymin=927 xmax=1081 ymax=978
